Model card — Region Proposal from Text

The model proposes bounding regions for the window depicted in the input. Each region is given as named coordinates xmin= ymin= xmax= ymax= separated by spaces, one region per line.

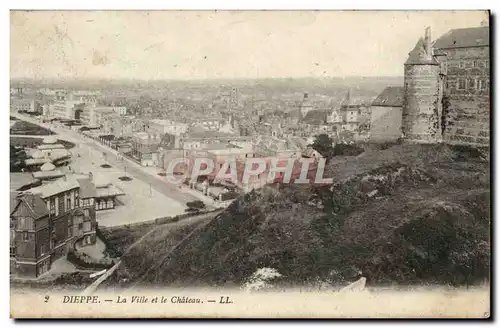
xmin=78 ymin=223 xmax=83 ymax=230
xmin=18 ymin=217 xmax=34 ymax=230
xmin=457 ymin=79 xmax=466 ymax=90
xmin=467 ymin=78 xmax=476 ymax=89
xmin=49 ymin=199 xmax=56 ymax=215
xmin=10 ymin=246 xmax=15 ymax=257
xmin=473 ymin=60 xmax=479 ymax=68
xmin=22 ymin=232 xmax=29 ymax=241
xmin=459 ymin=61 xmax=465 ymax=69
xmin=40 ymin=244 xmax=47 ymax=255
xmin=67 ymin=198 xmax=71 ymax=211
xmin=478 ymin=79 xmax=488 ymax=90
xmin=441 ymin=61 xmax=448 ymax=74
xmin=84 ymin=209 xmax=90 ymax=217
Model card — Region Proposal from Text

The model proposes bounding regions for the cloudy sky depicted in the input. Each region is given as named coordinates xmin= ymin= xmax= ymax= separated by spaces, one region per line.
xmin=10 ymin=10 xmax=487 ymax=80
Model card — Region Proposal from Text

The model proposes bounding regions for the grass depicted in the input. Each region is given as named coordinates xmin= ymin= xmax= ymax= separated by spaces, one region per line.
xmin=10 ymin=120 xmax=55 ymax=135
xmin=10 ymin=136 xmax=75 ymax=149
xmin=101 ymin=212 xmax=217 ymax=289
xmin=114 ymin=143 xmax=490 ymax=289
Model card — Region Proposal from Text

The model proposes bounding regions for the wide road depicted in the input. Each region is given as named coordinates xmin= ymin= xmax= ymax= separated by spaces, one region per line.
xmin=82 ymin=139 xmax=198 ymax=204
xmin=11 ymin=112 xmax=199 ymax=205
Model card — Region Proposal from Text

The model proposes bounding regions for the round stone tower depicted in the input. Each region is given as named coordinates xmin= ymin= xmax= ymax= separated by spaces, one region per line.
xmin=402 ymin=27 xmax=442 ymax=143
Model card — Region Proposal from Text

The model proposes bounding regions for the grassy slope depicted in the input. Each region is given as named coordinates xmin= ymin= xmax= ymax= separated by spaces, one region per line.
xmin=119 ymin=144 xmax=490 ymax=288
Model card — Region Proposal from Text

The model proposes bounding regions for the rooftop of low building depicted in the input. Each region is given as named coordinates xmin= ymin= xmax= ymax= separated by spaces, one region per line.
xmin=372 ymin=86 xmax=405 ymax=107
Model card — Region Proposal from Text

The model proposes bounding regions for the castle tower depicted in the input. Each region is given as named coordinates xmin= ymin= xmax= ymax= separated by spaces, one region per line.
xmin=402 ymin=27 xmax=442 ymax=143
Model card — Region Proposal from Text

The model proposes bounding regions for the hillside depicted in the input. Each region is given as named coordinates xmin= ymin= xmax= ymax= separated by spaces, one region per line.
xmin=116 ymin=143 xmax=490 ymax=289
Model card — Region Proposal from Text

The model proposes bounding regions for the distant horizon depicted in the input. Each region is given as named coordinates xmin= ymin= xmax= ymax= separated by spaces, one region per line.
xmin=11 ymin=11 xmax=487 ymax=81
xmin=10 ymin=75 xmax=404 ymax=83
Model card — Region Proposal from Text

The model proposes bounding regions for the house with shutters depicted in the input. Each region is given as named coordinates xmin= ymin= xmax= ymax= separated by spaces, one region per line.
xmin=10 ymin=177 xmax=97 ymax=278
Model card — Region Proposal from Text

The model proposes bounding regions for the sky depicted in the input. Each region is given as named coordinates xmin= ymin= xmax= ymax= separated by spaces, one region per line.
xmin=10 ymin=10 xmax=488 ymax=80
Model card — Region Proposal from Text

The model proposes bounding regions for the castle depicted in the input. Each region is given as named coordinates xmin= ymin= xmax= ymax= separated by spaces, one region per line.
xmin=401 ymin=24 xmax=490 ymax=146
xmin=371 ymin=24 xmax=490 ymax=146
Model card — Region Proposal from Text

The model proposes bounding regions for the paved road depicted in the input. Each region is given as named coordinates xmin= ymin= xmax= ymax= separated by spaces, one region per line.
xmin=11 ymin=112 xmax=198 ymax=205
xmin=83 ymin=140 xmax=198 ymax=204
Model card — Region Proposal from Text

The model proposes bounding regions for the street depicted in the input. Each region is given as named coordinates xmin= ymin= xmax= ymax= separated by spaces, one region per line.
xmin=11 ymin=112 xmax=199 ymax=205
xmin=10 ymin=113 xmax=201 ymax=227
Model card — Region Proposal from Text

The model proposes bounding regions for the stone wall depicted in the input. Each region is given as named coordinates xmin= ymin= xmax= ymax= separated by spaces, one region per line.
xmin=441 ymin=46 xmax=490 ymax=146
xmin=369 ymin=105 xmax=402 ymax=142
xmin=402 ymin=64 xmax=441 ymax=143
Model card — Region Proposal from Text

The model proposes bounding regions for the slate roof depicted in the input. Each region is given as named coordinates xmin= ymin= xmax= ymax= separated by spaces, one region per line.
xmin=11 ymin=192 xmax=49 ymax=219
xmin=95 ymin=185 xmax=125 ymax=198
xmin=23 ymin=193 xmax=49 ymax=219
xmin=302 ymin=110 xmax=327 ymax=125
xmin=32 ymin=170 xmax=65 ymax=179
xmin=405 ymin=38 xmax=438 ymax=65
xmin=433 ymin=26 xmax=489 ymax=49
xmin=10 ymin=192 xmax=19 ymax=214
xmin=28 ymin=177 xmax=80 ymax=198
xmin=372 ymin=86 xmax=405 ymax=107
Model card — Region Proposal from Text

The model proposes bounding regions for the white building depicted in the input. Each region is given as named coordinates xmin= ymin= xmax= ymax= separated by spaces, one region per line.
xmin=327 ymin=109 xmax=342 ymax=124
xmin=148 ymin=119 xmax=188 ymax=136
xmin=49 ymin=100 xmax=83 ymax=120
xmin=11 ymin=99 xmax=36 ymax=113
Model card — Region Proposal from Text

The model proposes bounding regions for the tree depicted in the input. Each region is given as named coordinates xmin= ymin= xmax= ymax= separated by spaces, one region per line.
xmin=311 ymin=134 xmax=334 ymax=158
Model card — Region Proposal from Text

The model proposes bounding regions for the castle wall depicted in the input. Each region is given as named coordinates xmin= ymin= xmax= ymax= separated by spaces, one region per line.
xmin=402 ymin=64 xmax=441 ymax=143
xmin=440 ymin=46 xmax=490 ymax=147
xmin=369 ymin=105 xmax=402 ymax=142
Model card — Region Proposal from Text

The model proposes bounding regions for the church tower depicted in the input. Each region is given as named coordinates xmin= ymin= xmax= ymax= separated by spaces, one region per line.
xmin=402 ymin=27 xmax=442 ymax=143
xmin=300 ymin=92 xmax=314 ymax=117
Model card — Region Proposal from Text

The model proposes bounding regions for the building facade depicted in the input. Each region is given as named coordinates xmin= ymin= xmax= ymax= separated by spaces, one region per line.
xmin=10 ymin=179 xmax=97 ymax=278
xmin=370 ymin=86 xmax=405 ymax=142
xmin=402 ymin=25 xmax=490 ymax=146
xmin=11 ymin=99 xmax=37 ymax=113
xmin=130 ymin=132 xmax=161 ymax=166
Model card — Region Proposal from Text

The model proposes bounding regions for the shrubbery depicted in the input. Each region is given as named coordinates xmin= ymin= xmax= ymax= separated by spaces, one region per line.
xmin=116 ymin=144 xmax=490 ymax=288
